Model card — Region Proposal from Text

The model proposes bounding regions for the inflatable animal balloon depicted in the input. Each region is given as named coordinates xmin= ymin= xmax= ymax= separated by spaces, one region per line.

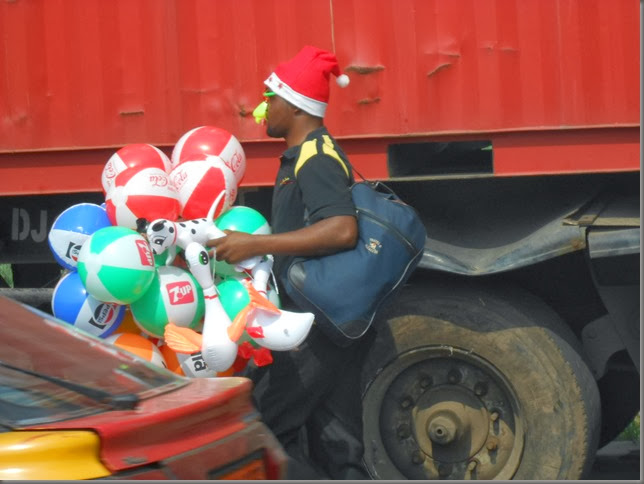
xmin=163 ymin=242 xmax=271 ymax=372
xmin=165 ymin=243 xmax=315 ymax=371
xmin=143 ymin=216 xmax=261 ymax=271
xmin=237 ymin=257 xmax=314 ymax=351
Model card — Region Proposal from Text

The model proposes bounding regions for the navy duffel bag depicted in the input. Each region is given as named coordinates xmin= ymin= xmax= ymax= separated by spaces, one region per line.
xmin=284 ymin=180 xmax=427 ymax=347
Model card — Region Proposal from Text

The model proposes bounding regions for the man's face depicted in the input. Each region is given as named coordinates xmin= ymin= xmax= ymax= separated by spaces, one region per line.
xmin=264 ymin=91 xmax=294 ymax=139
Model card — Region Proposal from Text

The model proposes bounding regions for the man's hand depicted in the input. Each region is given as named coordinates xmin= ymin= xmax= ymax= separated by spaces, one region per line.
xmin=206 ymin=215 xmax=358 ymax=264
xmin=208 ymin=230 xmax=259 ymax=264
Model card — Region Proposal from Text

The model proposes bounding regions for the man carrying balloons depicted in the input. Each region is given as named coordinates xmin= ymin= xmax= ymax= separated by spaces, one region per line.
xmin=208 ymin=46 xmax=373 ymax=480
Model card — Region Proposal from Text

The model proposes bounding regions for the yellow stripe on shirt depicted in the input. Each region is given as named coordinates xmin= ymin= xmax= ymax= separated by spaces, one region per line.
xmin=294 ymin=135 xmax=350 ymax=179
xmin=294 ymin=139 xmax=318 ymax=177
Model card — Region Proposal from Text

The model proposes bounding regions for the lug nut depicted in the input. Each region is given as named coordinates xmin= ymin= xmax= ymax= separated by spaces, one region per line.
xmin=486 ymin=437 xmax=499 ymax=451
xmin=474 ymin=382 xmax=488 ymax=396
xmin=411 ymin=451 xmax=424 ymax=465
xmin=447 ymin=369 xmax=461 ymax=383
xmin=400 ymin=397 xmax=413 ymax=409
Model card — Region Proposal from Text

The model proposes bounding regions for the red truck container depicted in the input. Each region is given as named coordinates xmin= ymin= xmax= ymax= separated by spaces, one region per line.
xmin=0 ymin=0 xmax=639 ymax=480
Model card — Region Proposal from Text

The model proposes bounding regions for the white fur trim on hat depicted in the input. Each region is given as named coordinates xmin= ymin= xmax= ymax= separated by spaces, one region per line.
xmin=264 ymin=73 xmax=328 ymax=118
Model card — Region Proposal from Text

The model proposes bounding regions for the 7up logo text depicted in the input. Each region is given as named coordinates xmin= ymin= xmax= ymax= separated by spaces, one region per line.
xmin=166 ymin=281 xmax=195 ymax=305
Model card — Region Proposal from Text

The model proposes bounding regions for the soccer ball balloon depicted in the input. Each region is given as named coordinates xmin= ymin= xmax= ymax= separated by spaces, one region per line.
xmin=48 ymin=203 xmax=112 ymax=271
xmin=102 ymin=144 xmax=172 ymax=195
xmin=51 ymin=271 xmax=125 ymax=338
xmin=105 ymin=166 xmax=180 ymax=229
xmin=169 ymin=157 xmax=237 ymax=220
xmin=129 ymin=266 xmax=205 ymax=338
xmin=104 ymin=332 xmax=167 ymax=368
xmin=77 ymin=226 xmax=156 ymax=305
xmin=171 ymin=126 xmax=246 ymax=184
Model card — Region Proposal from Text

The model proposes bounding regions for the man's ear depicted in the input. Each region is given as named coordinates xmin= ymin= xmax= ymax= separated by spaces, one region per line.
xmin=292 ymin=105 xmax=309 ymax=117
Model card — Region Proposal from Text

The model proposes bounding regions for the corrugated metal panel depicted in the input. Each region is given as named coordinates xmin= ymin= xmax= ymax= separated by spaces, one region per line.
xmin=0 ymin=0 xmax=334 ymax=150
xmin=331 ymin=0 xmax=639 ymax=136
xmin=0 ymin=0 xmax=639 ymax=152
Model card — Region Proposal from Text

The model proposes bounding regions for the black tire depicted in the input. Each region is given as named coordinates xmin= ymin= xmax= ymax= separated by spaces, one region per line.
xmin=361 ymin=281 xmax=601 ymax=480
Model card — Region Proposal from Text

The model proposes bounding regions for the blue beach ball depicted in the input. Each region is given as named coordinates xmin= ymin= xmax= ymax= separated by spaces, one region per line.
xmin=52 ymin=271 xmax=125 ymax=338
xmin=48 ymin=203 xmax=112 ymax=270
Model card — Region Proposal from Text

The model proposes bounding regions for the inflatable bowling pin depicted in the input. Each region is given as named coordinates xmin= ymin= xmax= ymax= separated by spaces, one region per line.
xmin=164 ymin=242 xmax=245 ymax=372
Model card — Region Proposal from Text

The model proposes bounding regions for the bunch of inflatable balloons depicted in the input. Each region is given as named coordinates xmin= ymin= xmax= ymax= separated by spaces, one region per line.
xmin=47 ymin=126 xmax=314 ymax=377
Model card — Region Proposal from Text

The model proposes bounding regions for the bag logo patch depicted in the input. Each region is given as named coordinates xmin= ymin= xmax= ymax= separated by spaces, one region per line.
xmin=365 ymin=238 xmax=382 ymax=254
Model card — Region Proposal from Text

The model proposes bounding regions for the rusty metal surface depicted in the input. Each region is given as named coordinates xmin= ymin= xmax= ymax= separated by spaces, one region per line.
xmin=0 ymin=0 xmax=639 ymax=193
xmin=0 ymin=0 xmax=638 ymax=150
xmin=0 ymin=127 xmax=638 ymax=196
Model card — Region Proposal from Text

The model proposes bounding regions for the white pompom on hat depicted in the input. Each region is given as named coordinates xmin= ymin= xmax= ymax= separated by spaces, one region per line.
xmin=264 ymin=46 xmax=350 ymax=118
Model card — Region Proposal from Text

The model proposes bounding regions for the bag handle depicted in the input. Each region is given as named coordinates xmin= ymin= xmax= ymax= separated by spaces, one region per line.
xmin=340 ymin=157 xmax=400 ymax=198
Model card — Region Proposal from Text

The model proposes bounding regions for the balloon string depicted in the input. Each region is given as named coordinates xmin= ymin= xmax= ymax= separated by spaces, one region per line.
xmin=206 ymin=189 xmax=226 ymax=221
xmin=206 ymin=189 xmax=226 ymax=283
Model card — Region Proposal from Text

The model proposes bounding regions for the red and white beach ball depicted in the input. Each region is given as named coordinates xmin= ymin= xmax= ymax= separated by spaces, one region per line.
xmin=102 ymin=144 xmax=172 ymax=195
xmin=105 ymin=166 xmax=181 ymax=229
xmin=169 ymin=157 xmax=237 ymax=220
xmin=171 ymin=126 xmax=246 ymax=184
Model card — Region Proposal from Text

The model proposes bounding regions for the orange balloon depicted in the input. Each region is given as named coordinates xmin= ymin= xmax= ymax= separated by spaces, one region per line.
xmin=112 ymin=309 xmax=141 ymax=335
xmin=105 ymin=333 xmax=167 ymax=369
xmin=158 ymin=343 xmax=185 ymax=376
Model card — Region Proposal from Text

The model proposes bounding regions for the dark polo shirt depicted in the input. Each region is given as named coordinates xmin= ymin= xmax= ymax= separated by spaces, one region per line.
xmin=270 ymin=126 xmax=356 ymax=283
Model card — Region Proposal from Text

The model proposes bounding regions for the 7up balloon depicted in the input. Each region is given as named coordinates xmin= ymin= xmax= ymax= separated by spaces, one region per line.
xmin=130 ymin=266 xmax=205 ymax=338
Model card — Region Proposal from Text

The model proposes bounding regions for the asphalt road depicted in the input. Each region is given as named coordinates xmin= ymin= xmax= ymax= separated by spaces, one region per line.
xmin=587 ymin=440 xmax=640 ymax=480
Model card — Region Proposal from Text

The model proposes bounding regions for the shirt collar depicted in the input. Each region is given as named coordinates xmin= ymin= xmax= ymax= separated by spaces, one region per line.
xmin=281 ymin=126 xmax=329 ymax=160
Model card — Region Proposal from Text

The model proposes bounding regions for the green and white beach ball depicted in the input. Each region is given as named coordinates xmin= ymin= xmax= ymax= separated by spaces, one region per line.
xmin=216 ymin=275 xmax=281 ymax=321
xmin=215 ymin=205 xmax=271 ymax=235
xmin=77 ymin=226 xmax=156 ymax=305
xmin=216 ymin=277 xmax=250 ymax=320
xmin=130 ymin=265 xmax=205 ymax=338
xmin=214 ymin=205 xmax=271 ymax=277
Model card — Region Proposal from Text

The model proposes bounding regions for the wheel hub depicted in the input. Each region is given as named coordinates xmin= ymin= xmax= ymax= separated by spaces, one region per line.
xmin=414 ymin=386 xmax=490 ymax=463
xmin=363 ymin=347 xmax=524 ymax=480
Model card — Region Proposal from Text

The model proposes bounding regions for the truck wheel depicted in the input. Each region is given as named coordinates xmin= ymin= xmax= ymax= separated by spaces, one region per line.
xmin=361 ymin=281 xmax=600 ymax=480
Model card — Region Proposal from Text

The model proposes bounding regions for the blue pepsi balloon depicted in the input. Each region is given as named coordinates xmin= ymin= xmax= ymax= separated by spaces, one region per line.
xmin=48 ymin=203 xmax=112 ymax=270
xmin=51 ymin=271 xmax=125 ymax=338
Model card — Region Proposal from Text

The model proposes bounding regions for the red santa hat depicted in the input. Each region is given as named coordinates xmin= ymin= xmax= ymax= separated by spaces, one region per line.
xmin=264 ymin=45 xmax=350 ymax=118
